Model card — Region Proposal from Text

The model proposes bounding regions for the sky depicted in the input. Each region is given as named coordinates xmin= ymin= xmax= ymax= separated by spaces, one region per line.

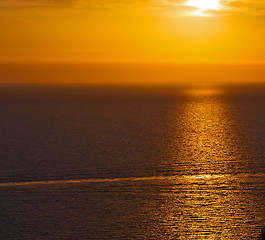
xmin=0 ymin=0 xmax=265 ymax=63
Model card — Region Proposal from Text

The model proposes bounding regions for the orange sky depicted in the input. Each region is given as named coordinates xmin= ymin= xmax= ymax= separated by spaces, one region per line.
xmin=0 ymin=0 xmax=265 ymax=63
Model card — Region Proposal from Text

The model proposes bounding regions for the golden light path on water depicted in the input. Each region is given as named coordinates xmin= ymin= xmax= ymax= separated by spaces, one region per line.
xmin=171 ymin=88 xmax=243 ymax=174
xmin=161 ymin=88 xmax=258 ymax=239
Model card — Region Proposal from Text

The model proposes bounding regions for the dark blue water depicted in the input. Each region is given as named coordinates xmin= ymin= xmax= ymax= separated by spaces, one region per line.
xmin=1 ymin=85 xmax=265 ymax=239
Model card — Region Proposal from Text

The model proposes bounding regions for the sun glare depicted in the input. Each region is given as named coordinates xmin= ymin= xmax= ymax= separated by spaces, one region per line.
xmin=187 ymin=0 xmax=220 ymax=16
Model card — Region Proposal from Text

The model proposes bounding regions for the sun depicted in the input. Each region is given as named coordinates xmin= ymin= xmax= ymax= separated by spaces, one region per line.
xmin=186 ymin=0 xmax=220 ymax=16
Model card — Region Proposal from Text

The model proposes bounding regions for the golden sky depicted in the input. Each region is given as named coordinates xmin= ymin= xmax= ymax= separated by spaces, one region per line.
xmin=0 ymin=0 xmax=265 ymax=63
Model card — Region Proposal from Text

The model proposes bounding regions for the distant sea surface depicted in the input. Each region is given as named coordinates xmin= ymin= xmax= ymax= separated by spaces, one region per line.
xmin=1 ymin=84 xmax=265 ymax=239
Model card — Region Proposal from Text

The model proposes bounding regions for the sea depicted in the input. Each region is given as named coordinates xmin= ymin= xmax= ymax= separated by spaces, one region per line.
xmin=1 ymin=82 xmax=265 ymax=239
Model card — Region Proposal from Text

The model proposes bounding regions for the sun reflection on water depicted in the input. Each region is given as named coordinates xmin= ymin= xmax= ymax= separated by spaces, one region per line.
xmin=170 ymin=87 xmax=244 ymax=175
xmin=158 ymin=87 xmax=258 ymax=239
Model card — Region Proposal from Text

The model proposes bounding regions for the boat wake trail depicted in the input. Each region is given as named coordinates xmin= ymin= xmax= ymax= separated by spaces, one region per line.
xmin=1 ymin=172 xmax=265 ymax=187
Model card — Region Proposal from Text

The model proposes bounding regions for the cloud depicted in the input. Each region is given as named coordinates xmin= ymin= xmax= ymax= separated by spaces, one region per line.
xmin=0 ymin=0 xmax=265 ymax=16
xmin=147 ymin=0 xmax=265 ymax=16
xmin=161 ymin=0 xmax=265 ymax=16
xmin=207 ymin=0 xmax=265 ymax=16
xmin=79 ymin=0 xmax=149 ymax=10
xmin=0 ymin=0 xmax=75 ymax=9
xmin=0 ymin=0 xmax=148 ymax=9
